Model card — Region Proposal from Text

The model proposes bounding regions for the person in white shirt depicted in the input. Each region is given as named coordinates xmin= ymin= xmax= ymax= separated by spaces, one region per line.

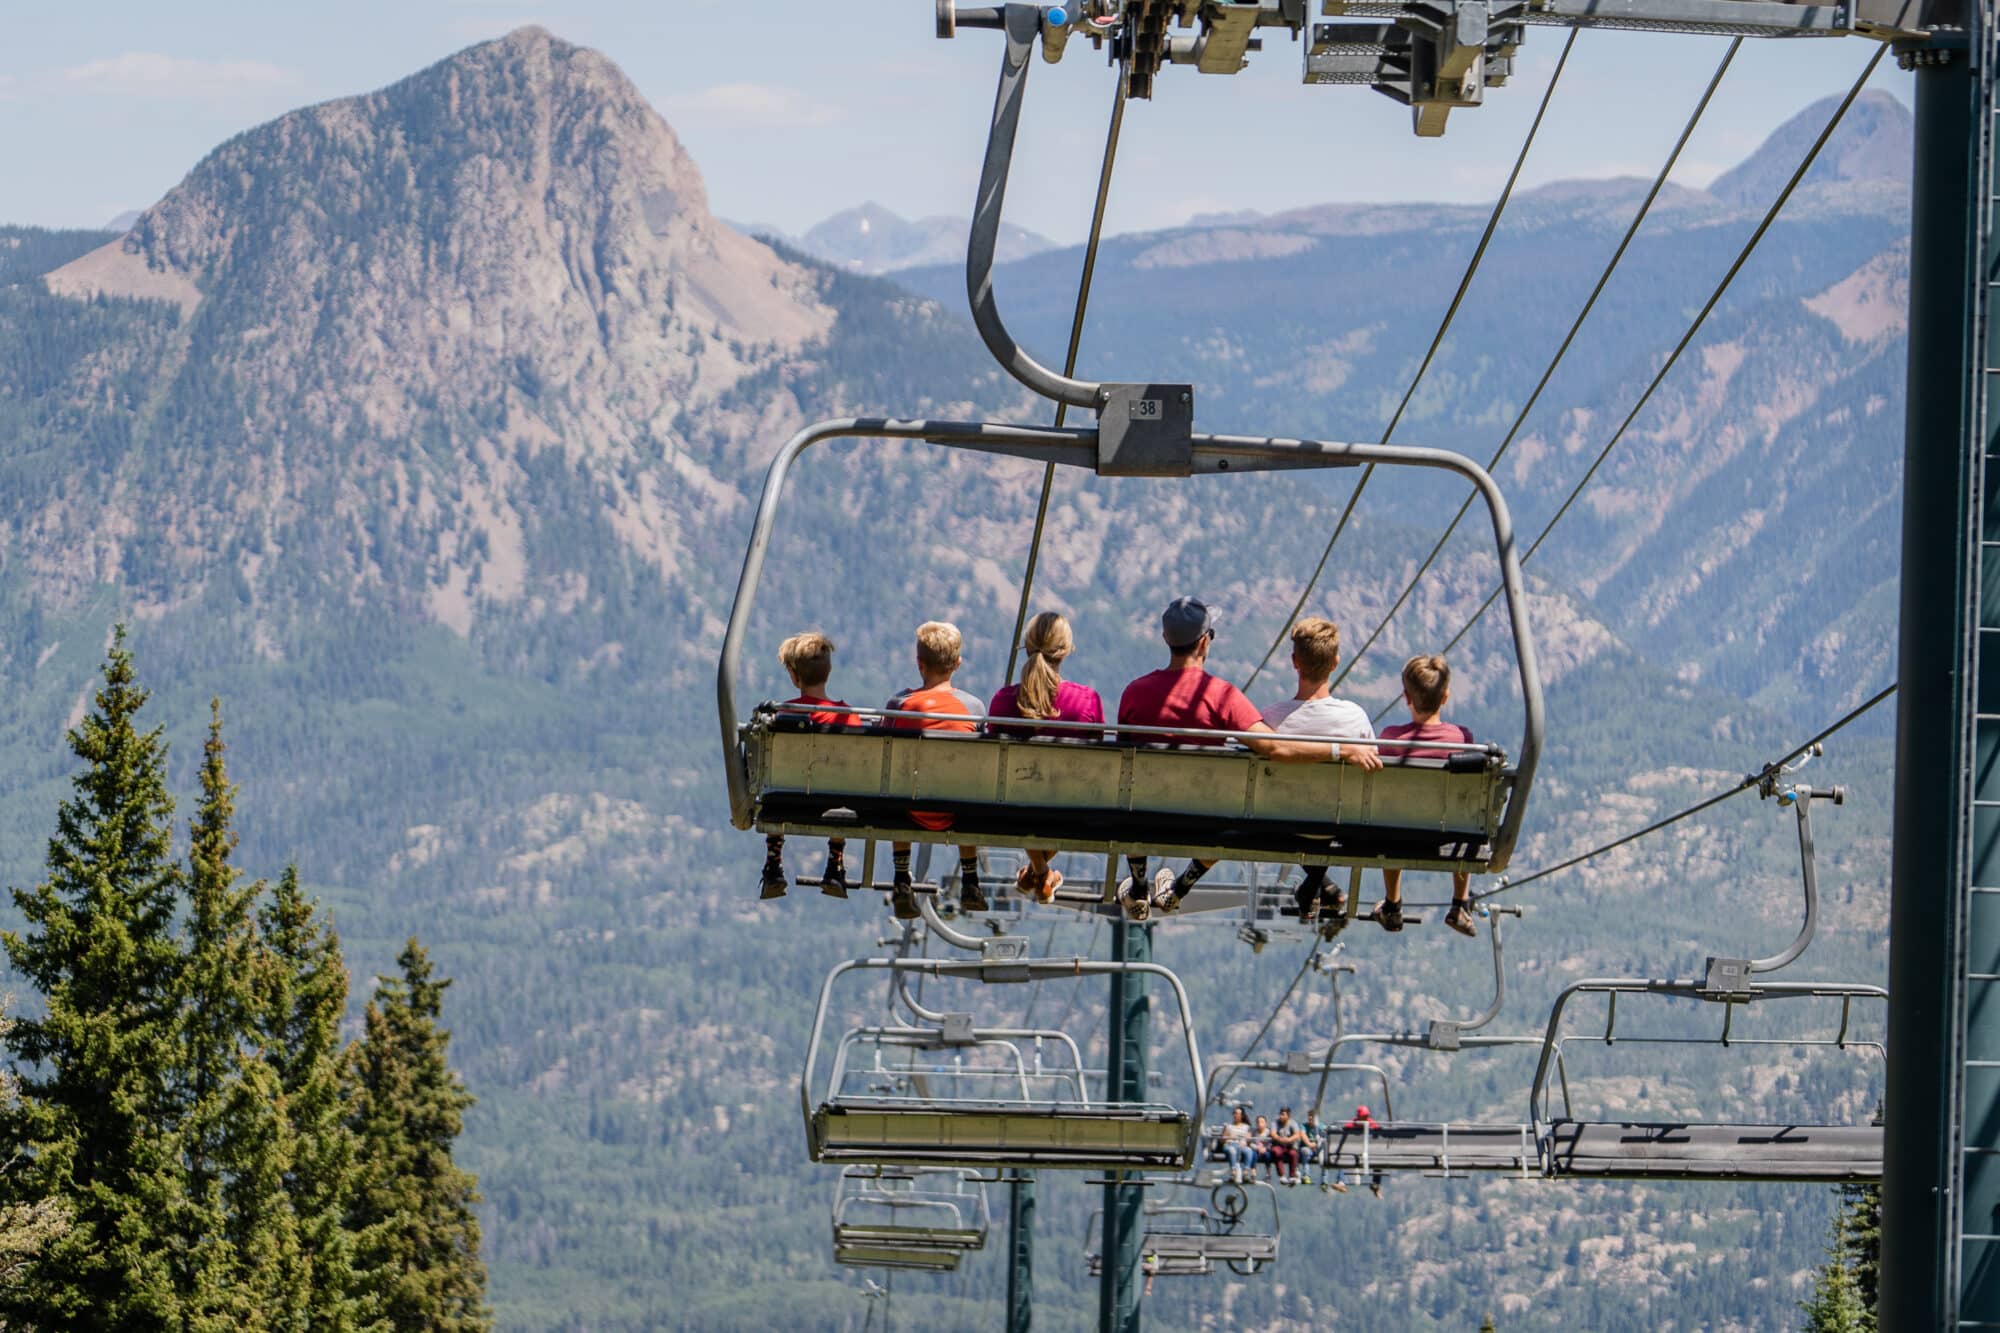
xmin=1263 ymin=617 xmax=1379 ymax=920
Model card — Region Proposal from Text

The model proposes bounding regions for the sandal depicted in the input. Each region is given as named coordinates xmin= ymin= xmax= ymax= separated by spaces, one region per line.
xmin=1444 ymin=900 xmax=1477 ymax=937
xmin=1376 ymin=900 xmax=1404 ymax=933
xmin=1038 ymin=869 xmax=1064 ymax=904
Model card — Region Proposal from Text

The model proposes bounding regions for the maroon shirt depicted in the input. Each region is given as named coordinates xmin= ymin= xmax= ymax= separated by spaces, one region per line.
xmin=1118 ymin=667 xmax=1263 ymax=746
xmin=1380 ymin=720 xmax=1475 ymax=761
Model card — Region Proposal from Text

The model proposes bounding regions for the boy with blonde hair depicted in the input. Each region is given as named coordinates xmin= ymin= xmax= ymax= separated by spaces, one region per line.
xmin=763 ymin=631 xmax=863 ymax=900
xmin=1377 ymin=653 xmax=1477 ymax=936
xmin=883 ymin=621 xmax=987 ymax=920
xmin=1263 ymin=616 xmax=1378 ymax=921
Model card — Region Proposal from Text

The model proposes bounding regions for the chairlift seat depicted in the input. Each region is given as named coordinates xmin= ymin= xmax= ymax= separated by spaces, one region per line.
xmin=811 ymin=1098 xmax=1195 ymax=1170
xmin=1143 ymin=1231 xmax=1279 ymax=1264
xmin=1542 ymin=1119 xmax=1883 ymax=1181
xmin=1324 ymin=1121 xmax=1538 ymax=1174
xmin=743 ymin=716 xmax=1516 ymax=873
xmin=833 ymin=1242 xmax=963 ymax=1272
xmin=831 ymin=1221 xmax=985 ymax=1251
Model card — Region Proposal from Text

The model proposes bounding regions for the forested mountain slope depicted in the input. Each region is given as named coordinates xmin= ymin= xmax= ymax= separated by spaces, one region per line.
xmin=0 ymin=27 xmax=1905 ymax=1330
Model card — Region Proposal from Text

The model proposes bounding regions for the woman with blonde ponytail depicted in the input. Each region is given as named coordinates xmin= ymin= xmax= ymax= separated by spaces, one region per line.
xmin=988 ymin=612 xmax=1105 ymax=902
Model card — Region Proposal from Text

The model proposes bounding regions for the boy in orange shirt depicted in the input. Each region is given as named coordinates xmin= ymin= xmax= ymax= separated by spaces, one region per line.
xmin=882 ymin=622 xmax=987 ymax=921
xmin=762 ymin=631 xmax=863 ymax=900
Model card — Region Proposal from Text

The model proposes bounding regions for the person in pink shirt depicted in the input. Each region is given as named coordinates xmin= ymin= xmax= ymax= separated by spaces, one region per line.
xmin=988 ymin=612 xmax=1104 ymax=903
xmin=1114 ymin=598 xmax=1381 ymax=920
xmin=1377 ymin=653 xmax=1478 ymax=937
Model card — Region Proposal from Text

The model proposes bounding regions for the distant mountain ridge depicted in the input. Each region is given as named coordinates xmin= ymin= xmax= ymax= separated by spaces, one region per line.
xmin=746 ymin=201 xmax=1058 ymax=274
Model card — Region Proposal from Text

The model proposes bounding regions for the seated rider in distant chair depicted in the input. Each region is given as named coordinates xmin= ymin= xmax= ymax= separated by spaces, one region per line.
xmin=987 ymin=611 xmax=1105 ymax=903
xmin=1262 ymin=616 xmax=1382 ymax=921
xmin=1377 ymin=654 xmax=1478 ymax=937
xmin=1220 ymin=1105 xmax=1257 ymax=1185
xmin=762 ymin=631 xmax=863 ymax=900
xmin=1115 ymin=598 xmax=1379 ymax=921
xmin=883 ymin=621 xmax=987 ymax=921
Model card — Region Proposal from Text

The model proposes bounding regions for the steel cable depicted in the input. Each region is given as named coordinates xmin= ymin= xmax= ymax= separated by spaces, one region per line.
xmin=1002 ymin=74 xmax=1128 ymax=686
xmin=1370 ymin=42 xmax=1890 ymax=724
xmin=1244 ymin=29 xmax=1580 ymax=693
xmin=1329 ymin=38 xmax=1744 ymax=691
xmin=1476 ymin=683 xmax=1896 ymax=900
xmin=1207 ymin=938 xmax=1322 ymax=1107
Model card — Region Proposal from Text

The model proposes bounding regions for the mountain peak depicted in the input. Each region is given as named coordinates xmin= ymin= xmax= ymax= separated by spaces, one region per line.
xmin=1707 ymin=89 xmax=1911 ymax=207
xmin=48 ymin=26 xmax=830 ymax=422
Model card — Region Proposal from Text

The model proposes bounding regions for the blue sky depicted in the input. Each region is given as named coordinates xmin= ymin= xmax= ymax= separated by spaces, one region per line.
xmin=0 ymin=2 xmax=1910 ymax=240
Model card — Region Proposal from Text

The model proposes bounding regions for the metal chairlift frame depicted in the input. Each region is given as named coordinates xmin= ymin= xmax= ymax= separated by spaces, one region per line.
xmin=1081 ymin=1176 xmax=1282 ymax=1277
xmin=832 ymin=1167 xmax=994 ymax=1253
xmin=719 ymin=2 xmax=1546 ymax=885
xmin=1207 ymin=909 xmax=1550 ymax=1177
xmin=1526 ymin=977 xmax=1889 ymax=1181
xmin=802 ymin=951 xmax=1208 ymax=1169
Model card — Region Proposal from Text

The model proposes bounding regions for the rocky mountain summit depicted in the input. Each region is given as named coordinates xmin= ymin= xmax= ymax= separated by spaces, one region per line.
xmin=35 ymin=26 xmax=831 ymax=635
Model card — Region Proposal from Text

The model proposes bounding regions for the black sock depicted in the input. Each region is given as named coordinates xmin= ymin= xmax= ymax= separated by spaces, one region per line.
xmin=893 ymin=849 xmax=911 ymax=878
xmin=1126 ymin=857 xmax=1148 ymax=893
xmin=959 ymin=852 xmax=979 ymax=886
xmin=1172 ymin=861 xmax=1211 ymax=900
xmin=826 ymin=839 xmax=845 ymax=866
xmin=764 ymin=835 xmax=784 ymax=867
xmin=1298 ymin=865 xmax=1327 ymax=892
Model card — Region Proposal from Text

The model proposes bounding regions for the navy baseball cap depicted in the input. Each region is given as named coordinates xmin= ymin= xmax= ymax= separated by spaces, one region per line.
xmin=1162 ymin=597 xmax=1216 ymax=649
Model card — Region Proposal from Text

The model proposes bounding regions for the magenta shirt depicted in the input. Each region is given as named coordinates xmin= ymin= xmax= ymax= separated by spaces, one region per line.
xmin=988 ymin=679 xmax=1106 ymax=739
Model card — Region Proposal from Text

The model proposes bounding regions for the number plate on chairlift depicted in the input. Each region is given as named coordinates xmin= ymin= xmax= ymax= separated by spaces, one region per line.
xmin=1097 ymin=382 xmax=1194 ymax=477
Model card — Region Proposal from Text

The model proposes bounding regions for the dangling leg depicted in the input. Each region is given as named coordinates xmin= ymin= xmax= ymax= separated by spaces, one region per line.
xmin=1443 ymin=871 xmax=1476 ymax=936
xmin=820 ymin=837 xmax=849 ymax=898
xmin=1118 ymin=855 xmax=1151 ymax=921
xmin=890 ymin=843 xmax=919 ymax=920
xmin=958 ymin=847 xmax=987 ymax=913
xmin=1154 ymin=858 xmax=1212 ymax=915
xmin=761 ymin=834 xmax=788 ymax=899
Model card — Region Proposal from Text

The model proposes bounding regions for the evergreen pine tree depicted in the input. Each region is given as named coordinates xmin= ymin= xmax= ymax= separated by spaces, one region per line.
xmin=347 ymin=939 xmax=490 ymax=1331
xmin=1839 ymin=1182 xmax=1881 ymax=1317
xmin=255 ymin=865 xmax=361 ymax=1332
xmin=0 ymin=1003 xmax=70 ymax=1295
xmin=0 ymin=630 xmax=186 ymax=1330
xmin=172 ymin=701 xmax=300 ymax=1330
xmin=1802 ymin=1202 xmax=1875 ymax=1333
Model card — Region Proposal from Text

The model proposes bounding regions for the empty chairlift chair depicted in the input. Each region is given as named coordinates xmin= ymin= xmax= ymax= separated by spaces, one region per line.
xmin=830 ymin=1167 xmax=990 ymax=1272
xmin=1084 ymin=1177 xmax=1281 ymax=1278
xmin=1529 ymin=978 xmax=1887 ymax=1182
xmin=802 ymin=951 xmax=1206 ymax=1171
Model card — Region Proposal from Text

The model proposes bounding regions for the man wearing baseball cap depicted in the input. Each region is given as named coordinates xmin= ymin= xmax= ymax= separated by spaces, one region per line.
xmin=1114 ymin=597 xmax=1378 ymax=919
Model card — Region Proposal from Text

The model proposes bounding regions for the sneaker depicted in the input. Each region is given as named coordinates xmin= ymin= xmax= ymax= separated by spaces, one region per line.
xmin=960 ymin=868 xmax=988 ymax=914
xmin=760 ymin=860 xmax=788 ymax=900
xmin=1299 ymin=1171 xmax=1312 ymax=1186
xmin=1148 ymin=867 xmax=1180 ymax=915
xmin=819 ymin=854 xmax=849 ymax=900
xmin=891 ymin=869 xmax=920 ymax=921
xmin=1116 ymin=876 xmax=1150 ymax=922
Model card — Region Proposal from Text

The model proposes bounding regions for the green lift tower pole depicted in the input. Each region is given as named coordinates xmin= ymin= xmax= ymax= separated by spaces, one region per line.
xmin=1098 ymin=921 xmax=1150 ymax=1333
xmin=1006 ymin=1170 xmax=1034 ymax=1332
xmin=1883 ymin=0 xmax=2000 ymax=1321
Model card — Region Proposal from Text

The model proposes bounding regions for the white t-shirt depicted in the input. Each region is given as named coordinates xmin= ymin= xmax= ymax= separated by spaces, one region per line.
xmin=1263 ymin=695 xmax=1376 ymax=741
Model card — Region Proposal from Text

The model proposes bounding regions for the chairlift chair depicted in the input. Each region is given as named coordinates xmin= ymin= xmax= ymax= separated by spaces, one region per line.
xmin=831 ymin=1167 xmax=992 ymax=1253
xmin=803 ymin=953 xmax=1206 ymax=1170
xmin=1082 ymin=1177 xmax=1281 ymax=1278
xmin=1529 ymin=978 xmax=1887 ymax=1182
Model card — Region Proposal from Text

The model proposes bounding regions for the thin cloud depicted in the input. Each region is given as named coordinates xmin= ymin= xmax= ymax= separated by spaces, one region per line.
xmin=659 ymin=82 xmax=842 ymax=130
xmin=60 ymin=52 xmax=299 ymax=99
